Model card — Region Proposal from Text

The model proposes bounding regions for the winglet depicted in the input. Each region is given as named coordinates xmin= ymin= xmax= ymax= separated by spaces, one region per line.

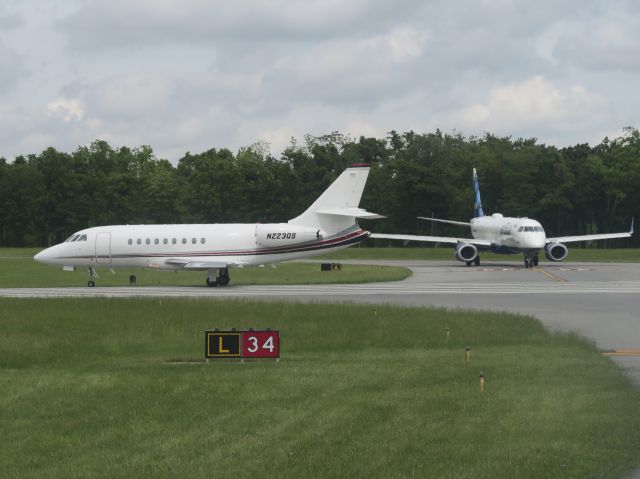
xmin=631 ymin=217 xmax=635 ymax=235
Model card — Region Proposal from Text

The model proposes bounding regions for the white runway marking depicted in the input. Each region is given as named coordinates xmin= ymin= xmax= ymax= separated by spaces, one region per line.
xmin=2 ymin=281 xmax=640 ymax=298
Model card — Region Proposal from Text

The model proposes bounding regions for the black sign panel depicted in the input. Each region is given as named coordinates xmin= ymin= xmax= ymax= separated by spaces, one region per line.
xmin=205 ymin=332 xmax=241 ymax=358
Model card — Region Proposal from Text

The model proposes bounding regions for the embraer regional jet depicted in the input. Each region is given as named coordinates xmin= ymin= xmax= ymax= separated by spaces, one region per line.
xmin=34 ymin=164 xmax=383 ymax=287
xmin=371 ymin=169 xmax=633 ymax=268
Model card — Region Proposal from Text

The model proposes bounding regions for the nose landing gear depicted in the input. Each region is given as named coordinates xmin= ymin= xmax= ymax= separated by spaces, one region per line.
xmin=523 ymin=253 xmax=539 ymax=269
xmin=87 ymin=266 xmax=99 ymax=287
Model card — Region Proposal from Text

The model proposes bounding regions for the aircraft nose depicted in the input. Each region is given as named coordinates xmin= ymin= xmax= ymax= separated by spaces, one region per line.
xmin=34 ymin=248 xmax=53 ymax=264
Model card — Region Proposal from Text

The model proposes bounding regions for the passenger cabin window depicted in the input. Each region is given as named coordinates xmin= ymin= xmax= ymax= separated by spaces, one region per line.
xmin=154 ymin=238 xmax=159 ymax=245
xmin=128 ymin=239 xmax=133 ymax=245
xmin=191 ymin=238 xmax=196 ymax=244
xmin=163 ymin=238 xmax=168 ymax=244
xmin=200 ymin=238 xmax=205 ymax=244
xmin=137 ymin=239 xmax=141 ymax=245
xmin=182 ymin=238 xmax=187 ymax=244
xmin=146 ymin=238 xmax=150 ymax=245
xmin=172 ymin=238 xmax=177 ymax=244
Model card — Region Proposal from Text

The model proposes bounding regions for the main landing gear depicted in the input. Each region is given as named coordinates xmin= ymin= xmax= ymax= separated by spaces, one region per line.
xmin=465 ymin=257 xmax=481 ymax=267
xmin=523 ymin=254 xmax=539 ymax=269
xmin=87 ymin=266 xmax=99 ymax=287
xmin=206 ymin=268 xmax=230 ymax=287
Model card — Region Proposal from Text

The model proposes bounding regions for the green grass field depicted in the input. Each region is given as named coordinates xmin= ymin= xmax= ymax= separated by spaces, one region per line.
xmin=1 ymin=298 xmax=639 ymax=478
xmin=321 ymin=246 xmax=640 ymax=262
xmin=0 ymin=248 xmax=410 ymax=288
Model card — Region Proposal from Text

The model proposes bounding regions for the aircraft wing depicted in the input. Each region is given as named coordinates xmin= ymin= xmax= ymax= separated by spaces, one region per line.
xmin=164 ymin=258 xmax=248 ymax=269
xmin=547 ymin=232 xmax=632 ymax=243
xmin=370 ymin=233 xmax=491 ymax=247
xmin=417 ymin=216 xmax=471 ymax=226
xmin=547 ymin=218 xmax=634 ymax=244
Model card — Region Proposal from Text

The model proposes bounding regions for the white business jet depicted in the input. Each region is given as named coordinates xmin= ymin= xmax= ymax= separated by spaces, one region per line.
xmin=34 ymin=164 xmax=383 ymax=286
xmin=371 ymin=169 xmax=633 ymax=268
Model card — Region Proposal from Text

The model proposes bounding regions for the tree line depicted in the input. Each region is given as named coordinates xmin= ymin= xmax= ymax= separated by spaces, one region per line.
xmin=1 ymin=129 xmax=638 ymax=247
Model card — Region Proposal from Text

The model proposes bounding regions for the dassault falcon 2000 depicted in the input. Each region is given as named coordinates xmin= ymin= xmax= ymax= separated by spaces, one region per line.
xmin=371 ymin=168 xmax=633 ymax=268
xmin=34 ymin=164 xmax=383 ymax=287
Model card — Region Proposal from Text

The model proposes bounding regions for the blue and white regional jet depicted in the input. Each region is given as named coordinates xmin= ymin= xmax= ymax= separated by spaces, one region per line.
xmin=371 ymin=169 xmax=634 ymax=268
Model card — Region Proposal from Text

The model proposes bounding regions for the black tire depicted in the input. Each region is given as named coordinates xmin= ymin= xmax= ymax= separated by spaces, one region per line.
xmin=474 ymin=256 xmax=480 ymax=266
xmin=533 ymin=256 xmax=539 ymax=266
xmin=206 ymin=278 xmax=217 ymax=287
xmin=88 ymin=280 xmax=95 ymax=287
xmin=524 ymin=258 xmax=530 ymax=269
xmin=465 ymin=261 xmax=472 ymax=267
xmin=217 ymin=275 xmax=230 ymax=286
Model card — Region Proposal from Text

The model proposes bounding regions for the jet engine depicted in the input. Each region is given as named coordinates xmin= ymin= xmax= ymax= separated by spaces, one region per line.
xmin=455 ymin=242 xmax=478 ymax=263
xmin=256 ymin=224 xmax=325 ymax=247
xmin=544 ymin=242 xmax=568 ymax=262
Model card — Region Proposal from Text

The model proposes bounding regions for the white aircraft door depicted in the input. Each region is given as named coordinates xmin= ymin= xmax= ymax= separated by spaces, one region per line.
xmin=95 ymin=232 xmax=112 ymax=264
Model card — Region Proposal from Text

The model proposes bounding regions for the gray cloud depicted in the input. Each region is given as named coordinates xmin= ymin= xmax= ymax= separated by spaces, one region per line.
xmin=0 ymin=41 xmax=28 ymax=93
xmin=0 ymin=0 xmax=639 ymax=161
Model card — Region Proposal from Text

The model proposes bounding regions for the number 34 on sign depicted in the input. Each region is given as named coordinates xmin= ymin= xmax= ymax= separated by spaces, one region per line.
xmin=205 ymin=330 xmax=280 ymax=359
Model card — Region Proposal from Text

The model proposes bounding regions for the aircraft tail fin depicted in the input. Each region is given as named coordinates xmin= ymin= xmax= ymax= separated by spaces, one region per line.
xmin=473 ymin=168 xmax=485 ymax=218
xmin=288 ymin=164 xmax=382 ymax=234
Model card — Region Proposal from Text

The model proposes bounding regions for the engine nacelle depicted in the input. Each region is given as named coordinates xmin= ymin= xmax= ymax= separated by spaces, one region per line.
xmin=255 ymin=224 xmax=325 ymax=247
xmin=455 ymin=242 xmax=478 ymax=263
xmin=544 ymin=242 xmax=568 ymax=262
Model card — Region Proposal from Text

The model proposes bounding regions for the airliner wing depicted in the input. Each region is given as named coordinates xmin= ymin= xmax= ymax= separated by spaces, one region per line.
xmin=547 ymin=218 xmax=634 ymax=244
xmin=370 ymin=233 xmax=491 ymax=247
xmin=417 ymin=217 xmax=471 ymax=226
xmin=547 ymin=232 xmax=632 ymax=243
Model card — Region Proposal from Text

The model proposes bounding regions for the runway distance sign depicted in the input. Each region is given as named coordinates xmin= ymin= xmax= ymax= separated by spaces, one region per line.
xmin=205 ymin=330 xmax=280 ymax=359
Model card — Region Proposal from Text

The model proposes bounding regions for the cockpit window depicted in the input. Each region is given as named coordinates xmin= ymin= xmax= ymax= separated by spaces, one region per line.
xmin=534 ymin=226 xmax=544 ymax=232
xmin=78 ymin=234 xmax=87 ymax=241
xmin=518 ymin=227 xmax=524 ymax=232
xmin=70 ymin=234 xmax=80 ymax=242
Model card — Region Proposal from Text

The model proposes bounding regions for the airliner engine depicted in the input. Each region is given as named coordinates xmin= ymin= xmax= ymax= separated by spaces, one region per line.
xmin=455 ymin=242 xmax=478 ymax=263
xmin=544 ymin=242 xmax=568 ymax=261
xmin=255 ymin=224 xmax=325 ymax=247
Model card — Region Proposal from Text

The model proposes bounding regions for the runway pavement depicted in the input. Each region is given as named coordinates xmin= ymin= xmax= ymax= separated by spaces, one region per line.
xmin=2 ymin=260 xmax=639 ymax=383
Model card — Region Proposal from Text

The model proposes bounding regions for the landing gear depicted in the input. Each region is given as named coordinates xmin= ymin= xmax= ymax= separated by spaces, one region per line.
xmin=87 ymin=266 xmax=99 ymax=287
xmin=206 ymin=268 xmax=230 ymax=287
xmin=523 ymin=253 xmax=539 ymax=269
xmin=465 ymin=257 xmax=481 ymax=267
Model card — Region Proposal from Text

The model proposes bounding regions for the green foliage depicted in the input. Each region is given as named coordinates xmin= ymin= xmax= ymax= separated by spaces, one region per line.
xmin=1 ymin=130 xmax=639 ymax=247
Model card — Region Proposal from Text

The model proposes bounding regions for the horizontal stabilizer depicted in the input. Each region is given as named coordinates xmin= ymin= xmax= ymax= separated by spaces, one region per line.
xmin=417 ymin=216 xmax=471 ymax=226
xmin=317 ymin=208 xmax=385 ymax=219
xmin=370 ymin=233 xmax=491 ymax=246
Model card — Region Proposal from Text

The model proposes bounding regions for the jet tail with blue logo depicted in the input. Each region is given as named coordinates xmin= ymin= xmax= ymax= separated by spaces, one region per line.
xmin=473 ymin=168 xmax=485 ymax=218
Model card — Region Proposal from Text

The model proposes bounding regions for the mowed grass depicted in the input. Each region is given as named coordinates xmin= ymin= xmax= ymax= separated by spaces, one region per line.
xmin=0 ymin=249 xmax=409 ymax=287
xmin=321 ymin=246 xmax=640 ymax=262
xmin=1 ymin=299 xmax=639 ymax=478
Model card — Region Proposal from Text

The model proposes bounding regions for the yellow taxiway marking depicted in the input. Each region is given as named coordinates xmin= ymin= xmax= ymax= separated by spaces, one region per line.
xmin=602 ymin=349 xmax=640 ymax=357
xmin=532 ymin=267 xmax=567 ymax=283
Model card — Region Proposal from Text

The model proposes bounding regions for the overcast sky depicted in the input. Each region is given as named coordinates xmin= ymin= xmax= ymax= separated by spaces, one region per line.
xmin=1 ymin=0 xmax=638 ymax=162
